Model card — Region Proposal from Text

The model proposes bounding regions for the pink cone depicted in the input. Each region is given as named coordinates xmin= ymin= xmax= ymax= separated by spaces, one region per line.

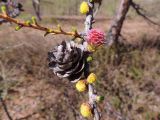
xmin=87 ymin=29 xmax=105 ymax=46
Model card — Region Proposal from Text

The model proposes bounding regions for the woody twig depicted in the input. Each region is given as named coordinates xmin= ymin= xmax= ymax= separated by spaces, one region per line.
xmin=0 ymin=6 xmax=81 ymax=38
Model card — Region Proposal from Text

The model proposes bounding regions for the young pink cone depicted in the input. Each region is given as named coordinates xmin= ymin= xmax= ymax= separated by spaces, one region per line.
xmin=87 ymin=29 xmax=105 ymax=47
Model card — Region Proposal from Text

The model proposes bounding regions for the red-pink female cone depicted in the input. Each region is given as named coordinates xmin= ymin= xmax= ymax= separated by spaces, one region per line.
xmin=87 ymin=29 xmax=105 ymax=46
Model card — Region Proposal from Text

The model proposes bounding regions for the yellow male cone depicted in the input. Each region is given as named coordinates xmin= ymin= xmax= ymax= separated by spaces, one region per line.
xmin=87 ymin=73 xmax=97 ymax=83
xmin=76 ymin=80 xmax=87 ymax=92
xmin=80 ymin=1 xmax=89 ymax=14
xmin=87 ymin=44 xmax=96 ymax=52
xmin=80 ymin=103 xmax=92 ymax=118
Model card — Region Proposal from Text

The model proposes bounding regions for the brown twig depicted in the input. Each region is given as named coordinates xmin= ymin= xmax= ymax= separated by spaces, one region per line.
xmin=0 ymin=14 xmax=81 ymax=38
xmin=84 ymin=1 xmax=101 ymax=120
xmin=106 ymin=0 xmax=160 ymax=46
xmin=131 ymin=1 xmax=160 ymax=27
xmin=0 ymin=91 xmax=13 ymax=120
xmin=106 ymin=0 xmax=131 ymax=45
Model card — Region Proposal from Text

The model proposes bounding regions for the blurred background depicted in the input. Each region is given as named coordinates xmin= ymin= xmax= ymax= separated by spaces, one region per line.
xmin=20 ymin=0 xmax=160 ymax=18
xmin=0 ymin=0 xmax=160 ymax=120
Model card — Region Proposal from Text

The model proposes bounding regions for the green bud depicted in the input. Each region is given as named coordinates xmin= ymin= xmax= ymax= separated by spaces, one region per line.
xmin=71 ymin=27 xmax=77 ymax=32
xmin=1 ymin=6 xmax=6 ymax=14
xmin=48 ymin=29 xmax=52 ymax=33
xmin=25 ymin=20 xmax=31 ymax=26
xmin=15 ymin=26 xmax=22 ymax=31
xmin=96 ymin=96 xmax=105 ymax=102
xmin=87 ymin=56 xmax=93 ymax=62
xmin=57 ymin=24 xmax=62 ymax=31
xmin=31 ymin=16 xmax=36 ymax=24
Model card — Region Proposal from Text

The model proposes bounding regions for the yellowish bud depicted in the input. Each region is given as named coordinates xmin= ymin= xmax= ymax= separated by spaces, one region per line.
xmin=31 ymin=16 xmax=37 ymax=24
xmin=87 ymin=56 xmax=93 ymax=62
xmin=80 ymin=103 xmax=92 ymax=118
xmin=87 ymin=73 xmax=97 ymax=84
xmin=1 ymin=6 xmax=6 ymax=15
xmin=25 ymin=20 xmax=31 ymax=26
xmin=76 ymin=80 xmax=87 ymax=92
xmin=87 ymin=44 xmax=96 ymax=52
xmin=71 ymin=26 xmax=77 ymax=32
xmin=80 ymin=1 xmax=89 ymax=14
xmin=15 ymin=26 xmax=22 ymax=31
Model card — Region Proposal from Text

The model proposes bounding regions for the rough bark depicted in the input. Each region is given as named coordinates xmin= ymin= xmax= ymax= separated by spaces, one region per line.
xmin=32 ymin=0 xmax=41 ymax=21
xmin=107 ymin=0 xmax=131 ymax=45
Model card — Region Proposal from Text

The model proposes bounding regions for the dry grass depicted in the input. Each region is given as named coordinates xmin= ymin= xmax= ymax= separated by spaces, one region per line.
xmin=19 ymin=0 xmax=160 ymax=18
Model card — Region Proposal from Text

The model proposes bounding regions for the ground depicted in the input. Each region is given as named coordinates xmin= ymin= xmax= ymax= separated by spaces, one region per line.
xmin=0 ymin=17 xmax=160 ymax=120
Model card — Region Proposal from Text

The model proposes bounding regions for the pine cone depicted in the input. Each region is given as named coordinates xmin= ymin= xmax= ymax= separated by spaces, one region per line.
xmin=48 ymin=41 xmax=88 ymax=82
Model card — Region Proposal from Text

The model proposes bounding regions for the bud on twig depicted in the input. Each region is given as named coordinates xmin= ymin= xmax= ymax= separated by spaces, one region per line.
xmin=87 ymin=73 xmax=97 ymax=84
xmin=80 ymin=103 xmax=93 ymax=118
xmin=15 ymin=25 xmax=22 ymax=31
xmin=1 ymin=6 xmax=7 ymax=15
xmin=76 ymin=80 xmax=87 ymax=92
xmin=87 ymin=56 xmax=93 ymax=62
xmin=80 ymin=1 xmax=89 ymax=15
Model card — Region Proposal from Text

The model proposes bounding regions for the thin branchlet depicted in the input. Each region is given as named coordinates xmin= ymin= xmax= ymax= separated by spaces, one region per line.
xmin=0 ymin=91 xmax=13 ymax=120
xmin=0 ymin=13 xmax=81 ymax=38
xmin=84 ymin=0 xmax=101 ymax=120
